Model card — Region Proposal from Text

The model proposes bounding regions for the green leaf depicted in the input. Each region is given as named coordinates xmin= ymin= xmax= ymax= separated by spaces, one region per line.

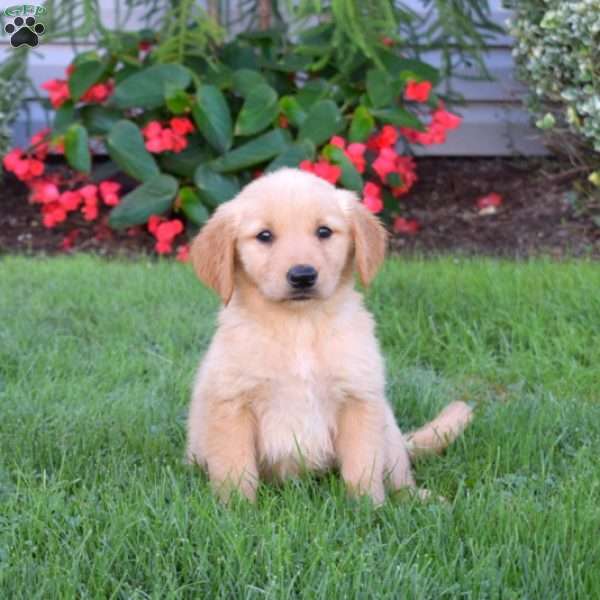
xmin=323 ymin=145 xmax=363 ymax=193
xmin=349 ymin=106 xmax=375 ymax=142
xmin=210 ymin=129 xmax=291 ymax=173
xmin=266 ymin=141 xmax=315 ymax=172
xmin=112 ymin=64 xmax=191 ymax=109
xmin=297 ymin=100 xmax=344 ymax=146
xmin=366 ymin=69 xmax=393 ymax=108
xmin=109 ymin=174 xmax=179 ymax=229
xmin=193 ymin=85 xmax=233 ymax=153
xmin=232 ymin=68 xmax=267 ymax=96
xmin=165 ymin=87 xmax=191 ymax=114
xmin=81 ymin=105 xmax=122 ymax=135
xmin=380 ymin=52 xmax=440 ymax=86
xmin=106 ymin=120 xmax=159 ymax=182
xmin=371 ymin=108 xmax=423 ymax=130
xmin=234 ymin=84 xmax=279 ymax=137
xmin=296 ymin=80 xmax=329 ymax=111
xmin=64 ymin=124 xmax=91 ymax=174
xmin=194 ymin=165 xmax=240 ymax=207
xmin=53 ymin=102 xmax=77 ymax=135
xmin=279 ymin=96 xmax=307 ymax=128
xmin=68 ymin=60 xmax=105 ymax=101
xmin=159 ymin=138 xmax=213 ymax=178
xmin=179 ymin=186 xmax=209 ymax=225
xmin=220 ymin=42 xmax=259 ymax=71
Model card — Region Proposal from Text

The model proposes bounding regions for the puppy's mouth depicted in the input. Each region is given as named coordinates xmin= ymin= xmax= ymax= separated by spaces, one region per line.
xmin=287 ymin=291 xmax=317 ymax=302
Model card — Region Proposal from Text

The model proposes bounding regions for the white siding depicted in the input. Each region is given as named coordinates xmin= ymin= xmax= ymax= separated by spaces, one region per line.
xmin=4 ymin=0 xmax=546 ymax=155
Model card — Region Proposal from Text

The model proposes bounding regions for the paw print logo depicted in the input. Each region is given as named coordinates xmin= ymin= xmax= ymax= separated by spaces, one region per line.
xmin=4 ymin=16 xmax=45 ymax=48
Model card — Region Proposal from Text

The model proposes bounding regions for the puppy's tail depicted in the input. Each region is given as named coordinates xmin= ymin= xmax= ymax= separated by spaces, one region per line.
xmin=406 ymin=401 xmax=473 ymax=460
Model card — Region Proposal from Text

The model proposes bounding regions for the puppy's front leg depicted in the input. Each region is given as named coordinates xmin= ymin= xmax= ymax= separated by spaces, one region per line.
xmin=203 ymin=403 xmax=259 ymax=503
xmin=335 ymin=399 xmax=386 ymax=505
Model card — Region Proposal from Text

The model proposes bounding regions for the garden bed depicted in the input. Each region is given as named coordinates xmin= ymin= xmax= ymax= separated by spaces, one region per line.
xmin=1 ymin=157 xmax=599 ymax=258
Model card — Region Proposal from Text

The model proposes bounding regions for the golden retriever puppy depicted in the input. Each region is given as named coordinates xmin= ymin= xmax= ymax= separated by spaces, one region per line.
xmin=186 ymin=168 xmax=472 ymax=504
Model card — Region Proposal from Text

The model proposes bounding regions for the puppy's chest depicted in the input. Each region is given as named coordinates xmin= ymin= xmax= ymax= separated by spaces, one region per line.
xmin=252 ymin=332 xmax=342 ymax=474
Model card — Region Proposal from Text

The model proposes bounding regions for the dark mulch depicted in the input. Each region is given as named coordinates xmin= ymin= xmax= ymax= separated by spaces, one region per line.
xmin=1 ymin=157 xmax=599 ymax=259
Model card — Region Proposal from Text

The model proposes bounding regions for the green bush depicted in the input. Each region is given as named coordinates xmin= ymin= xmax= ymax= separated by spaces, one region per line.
xmin=0 ymin=53 xmax=27 ymax=167
xmin=509 ymin=0 xmax=600 ymax=155
xmin=3 ymin=0 xmax=499 ymax=254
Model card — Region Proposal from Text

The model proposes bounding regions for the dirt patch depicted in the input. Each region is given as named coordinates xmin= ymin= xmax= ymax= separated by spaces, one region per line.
xmin=1 ymin=157 xmax=599 ymax=259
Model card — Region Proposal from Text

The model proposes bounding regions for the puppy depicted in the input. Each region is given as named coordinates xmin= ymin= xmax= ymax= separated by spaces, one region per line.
xmin=186 ymin=168 xmax=472 ymax=504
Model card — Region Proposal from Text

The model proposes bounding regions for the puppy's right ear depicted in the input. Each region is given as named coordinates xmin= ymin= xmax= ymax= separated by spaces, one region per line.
xmin=190 ymin=204 xmax=236 ymax=305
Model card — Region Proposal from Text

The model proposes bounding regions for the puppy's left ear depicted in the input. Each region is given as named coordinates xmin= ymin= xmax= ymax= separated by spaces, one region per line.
xmin=338 ymin=190 xmax=388 ymax=286
xmin=190 ymin=204 xmax=236 ymax=304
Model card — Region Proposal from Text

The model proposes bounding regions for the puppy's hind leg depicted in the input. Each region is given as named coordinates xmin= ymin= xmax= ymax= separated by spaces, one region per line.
xmin=383 ymin=406 xmax=416 ymax=491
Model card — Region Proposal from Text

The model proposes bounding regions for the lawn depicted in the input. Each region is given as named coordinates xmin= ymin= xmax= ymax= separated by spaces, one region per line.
xmin=1 ymin=255 xmax=599 ymax=598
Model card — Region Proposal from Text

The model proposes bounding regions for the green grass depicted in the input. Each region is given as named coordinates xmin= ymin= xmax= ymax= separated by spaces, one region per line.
xmin=1 ymin=255 xmax=599 ymax=598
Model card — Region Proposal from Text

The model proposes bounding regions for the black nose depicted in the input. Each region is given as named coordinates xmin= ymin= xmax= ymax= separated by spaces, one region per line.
xmin=287 ymin=264 xmax=318 ymax=289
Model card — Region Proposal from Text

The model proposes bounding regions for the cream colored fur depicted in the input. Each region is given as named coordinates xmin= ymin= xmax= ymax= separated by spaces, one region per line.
xmin=186 ymin=168 xmax=472 ymax=504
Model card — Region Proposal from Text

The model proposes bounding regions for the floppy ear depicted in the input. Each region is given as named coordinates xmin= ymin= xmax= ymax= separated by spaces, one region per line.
xmin=190 ymin=204 xmax=236 ymax=304
xmin=338 ymin=191 xmax=388 ymax=286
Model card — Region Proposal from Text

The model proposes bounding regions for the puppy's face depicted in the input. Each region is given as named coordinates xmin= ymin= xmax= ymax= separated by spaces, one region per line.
xmin=235 ymin=178 xmax=352 ymax=302
xmin=191 ymin=169 xmax=387 ymax=305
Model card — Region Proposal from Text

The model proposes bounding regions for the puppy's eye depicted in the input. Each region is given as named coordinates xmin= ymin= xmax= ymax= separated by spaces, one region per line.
xmin=316 ymin=226 xmax=333 ymax=239
xmin=256 ymin=230 xmax=274 ymax=243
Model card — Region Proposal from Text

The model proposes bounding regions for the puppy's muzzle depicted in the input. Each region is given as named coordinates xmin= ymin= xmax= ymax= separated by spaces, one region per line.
xmin=287 ymin=264 xmax=318 ymax=290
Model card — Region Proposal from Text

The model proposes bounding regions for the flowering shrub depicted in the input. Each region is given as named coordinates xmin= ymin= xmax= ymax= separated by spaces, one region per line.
xmin=4 ymin=23 xmax=463 ymax=256
xmin=509 ymin=1 xmax=600 ymax=156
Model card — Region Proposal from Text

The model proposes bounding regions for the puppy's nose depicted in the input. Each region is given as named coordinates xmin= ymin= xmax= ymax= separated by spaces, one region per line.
xmin=287 ymin=264 xmax=318 ymax=289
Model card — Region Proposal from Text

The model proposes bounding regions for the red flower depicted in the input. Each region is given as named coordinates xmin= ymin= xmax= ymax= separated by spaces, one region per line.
xmin=147 ymin=216 xmax=184 ymax=254
xmin=59 ymin=228 xmax=80 ymax=251
xmin=170 ymin=132 xmax=188 ymax=153
xmin=346 ymin=143 xmax=366 ymax=174
xmin=300 ymin=159 xmax=342 ymax=184
xmin=139 ymin=40 xmax=152 ymax=52
xmin=79 ymin=184 xmax=99 ymax=221
xmin=81 ymin=81 xmax=114 ymax=104
xmin=278 ymin=114 xmax=289 ymax=129
xmin=391 ymin=156 xmax=417 ymax=197
xmin=41 ymin=202 xmax=67 ymax=228
xmin=30 ymin=181 xmax=60 ymax=204
xmin=372 ymin=148 xmax=398 ymax=180
xmin=367 ymin=125 xmax=399 ymax=151
xmin=99 ymin=181 xmax=121 ymax=206
xmin=82 ymin=203 xmax=99 ymax=221
xmin=143 ymin=120 xmax=191 ymax=154
xmin=59 ymin=190 xmax=82 ymax=211
xmin=145 ymin=137 xmax=164 ymax=153
xmin=476 ymin=193 xmax=503 ymax=210
xmin=143 ymin=121 xmax=163 ymax=139
xmin=393 ymin=217 xmax=420 ymax=234
xmin=176 ymin=244 xmax=190 ymax=263
xmin=381 ymin=37 xmax=395 ymax=47
xmin=148 ymin=215 xmax=163 ymax=234
xmin=30 ymin=128 xmax=50 ymax=160
xmin=400 ymin=105 xmax=462 ymax=146
xmin=41 ymin=79 xmax=70 ymax=108
xmin=362 ymin=182 xmax=384 ymax=214
xmin=433 ymin=107 xmax=462 ymax=130
xmin=79 ymin=184 xmax=98 ymax=204
xmin=404 ymin=80 xmax=432 ymax=103
xmin=170 ymin=117 xmax=194 ymax=136
xmin=329 ymin=136 xmax=346 ymax=149
xmin=3 ymin=149 xmax=46 ymax=182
